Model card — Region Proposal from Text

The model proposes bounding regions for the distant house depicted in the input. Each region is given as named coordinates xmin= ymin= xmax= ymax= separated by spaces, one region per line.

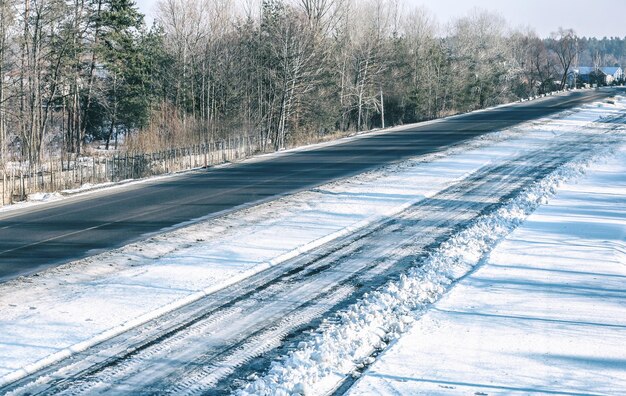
xmin=568 ymin=66 xmax=623 ymax=86
xmin=599 ymin=66 xmax=623 ymax=83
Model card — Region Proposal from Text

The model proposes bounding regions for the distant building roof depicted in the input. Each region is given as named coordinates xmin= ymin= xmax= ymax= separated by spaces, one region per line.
xmin=573 ymin=66 xmax=622 ymax=76
xmin=600 ymin=66 xmax=621 ymax=75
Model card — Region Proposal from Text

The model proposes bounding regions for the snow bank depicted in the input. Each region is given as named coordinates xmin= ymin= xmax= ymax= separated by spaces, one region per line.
xmin=347 ymin=147 xmax=626 ymax=396
xmin=0 ymin=98 xmax=623 ymax=389
xmin=236 ymin=121 xmax=625 ymax=395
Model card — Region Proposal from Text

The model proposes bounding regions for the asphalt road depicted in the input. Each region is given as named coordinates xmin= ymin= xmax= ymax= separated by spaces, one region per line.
xmin=0 ymin=89 xmax=617 ymax=282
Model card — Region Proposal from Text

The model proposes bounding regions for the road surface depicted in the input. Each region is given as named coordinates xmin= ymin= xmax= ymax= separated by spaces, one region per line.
xmin=0 ymin=89 xmax=617 ymax=281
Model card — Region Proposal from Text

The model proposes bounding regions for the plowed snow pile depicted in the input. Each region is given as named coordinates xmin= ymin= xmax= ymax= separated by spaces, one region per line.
xmin=345 ymin=143 xmax=626 ymax=396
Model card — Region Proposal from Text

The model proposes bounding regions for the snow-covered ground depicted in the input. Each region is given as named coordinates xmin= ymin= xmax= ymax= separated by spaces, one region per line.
xmin=346 ymin=145 xmax=626 ymax=395
xmin=235 ymin=114 xmax=626 ymax=394
xmin=0 ymin=97 xmax=624 ymax=390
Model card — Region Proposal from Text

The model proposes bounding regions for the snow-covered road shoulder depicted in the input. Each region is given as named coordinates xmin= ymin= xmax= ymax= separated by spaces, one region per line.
xmin=236 ymin=115 xmax=626 ymax=395
xmin=345 ymin=144 xmax=626 ymax=394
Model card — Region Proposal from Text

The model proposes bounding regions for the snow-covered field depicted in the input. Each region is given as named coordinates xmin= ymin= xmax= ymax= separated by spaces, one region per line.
xmin=0 ymin=97 xmax=624 ymax=391
xmin=346 ymin=143 xmax=626 ymax=396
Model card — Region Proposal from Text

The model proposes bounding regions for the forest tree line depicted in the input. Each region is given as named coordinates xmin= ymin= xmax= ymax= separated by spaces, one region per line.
xmin=1 ymin=0 xmax=625 ymax=167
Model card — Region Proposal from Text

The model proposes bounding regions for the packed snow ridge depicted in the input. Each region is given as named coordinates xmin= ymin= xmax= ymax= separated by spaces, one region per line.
xmin=236 ymin=117 xmax=626 ymax=393
xmin=346 ymin=139 xmax=626 ymax=396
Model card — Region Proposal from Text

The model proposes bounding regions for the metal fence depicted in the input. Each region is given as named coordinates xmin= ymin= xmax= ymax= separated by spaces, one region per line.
xmin=1 ymin=135 xmax=261 ymax=206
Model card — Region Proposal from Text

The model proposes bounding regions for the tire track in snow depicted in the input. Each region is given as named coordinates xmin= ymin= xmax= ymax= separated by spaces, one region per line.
xmin=239 ymin=122 xmax=626 ymax=396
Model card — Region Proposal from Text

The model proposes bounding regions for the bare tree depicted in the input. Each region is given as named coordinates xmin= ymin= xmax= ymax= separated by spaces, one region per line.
xmin=338 ymin=0 xmax=396 ymax=131
xmin=510 ymin=29 xmax=560 ymax=96
xmin=0 ymin=0 xmax=15 ymax=165
xmin=448 ymin=10 xmax=509 ymax=111
xmin=401 ymin=6 xmax=441 ymax=119
xmin=549 ymin=27 xmax=577 ymax=90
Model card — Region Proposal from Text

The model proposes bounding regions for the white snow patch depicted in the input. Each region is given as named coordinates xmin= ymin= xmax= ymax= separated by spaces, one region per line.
xmin=236 ymin=124 xmax=625 ymax=395
xmin=25 ymin=192 xmax=62 ymax=203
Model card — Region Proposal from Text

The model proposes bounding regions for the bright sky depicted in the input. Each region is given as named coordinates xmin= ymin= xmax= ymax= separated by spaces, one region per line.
xmin=409 ymin=0 xmax=626 ymax=38
xmin=135 ymin=0 xmax=626 ymax=39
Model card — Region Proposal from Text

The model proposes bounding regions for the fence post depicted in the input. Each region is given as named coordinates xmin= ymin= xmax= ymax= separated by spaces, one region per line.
xmin=11 ymin=166 xmax=14 ymax=202
xmin=20 ymin=170 xmax=24 ymax=201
